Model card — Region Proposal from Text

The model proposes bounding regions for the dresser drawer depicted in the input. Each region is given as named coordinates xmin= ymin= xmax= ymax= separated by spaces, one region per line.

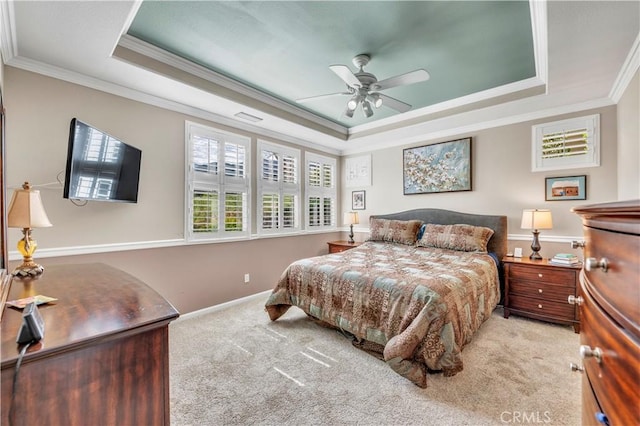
xmin=508 ymin=293 xmax=575 ymax=320
xmin=509 ymin=280 xmax=576 ymax=303
xmin=580 ymin=282 xmax=640 ymax=426
xmin=508 ymin=264 xmax=576 ymax=285
xmin=583 ymin=227 xmax=640 ymax=335
xmin=582 ymin=375 xmax=603 ymax=426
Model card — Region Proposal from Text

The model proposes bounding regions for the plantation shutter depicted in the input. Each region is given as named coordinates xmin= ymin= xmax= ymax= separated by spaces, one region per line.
xmin=532 ymin=115 xmax=600 ymax=172
xmin=257 ymin=141 xmax=301 ymax=234
xmin=306 ymin=153 xmax=336 ymax=229
xmin=187 ymin=122 xmax=250 ymax=241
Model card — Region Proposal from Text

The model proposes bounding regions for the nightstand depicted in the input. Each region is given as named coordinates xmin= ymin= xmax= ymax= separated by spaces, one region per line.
xmin=327 ymin=240 xmax=362 ymax=254
xmin=503 ymin=256 xmax=581 ymax=333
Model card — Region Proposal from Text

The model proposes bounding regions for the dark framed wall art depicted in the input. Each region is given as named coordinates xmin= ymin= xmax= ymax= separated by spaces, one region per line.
xmin=403 ymin=137 xmax=472 ymax=195
xmin=352 ymin=190 xmax=365 ymax=210
xmin=545 ymin=175 xmax=587 ymax=201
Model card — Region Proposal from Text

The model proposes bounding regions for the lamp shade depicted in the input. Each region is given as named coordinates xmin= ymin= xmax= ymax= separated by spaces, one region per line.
xmin=343 ymin=211 xmax=359 ymax=226
xmin=521 ymin=209 xmax=552 ymax=230
xmin=7 ymin=182 xmax=53 ymax=229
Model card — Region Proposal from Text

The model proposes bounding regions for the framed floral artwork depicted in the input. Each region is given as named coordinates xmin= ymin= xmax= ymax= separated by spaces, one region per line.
xmin=403 ymin=138 xmax=472 ymax=194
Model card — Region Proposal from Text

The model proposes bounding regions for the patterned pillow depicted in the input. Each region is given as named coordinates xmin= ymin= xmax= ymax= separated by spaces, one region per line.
xmin=368 ymin=218 xmax=423 ymax=246
xmin=417 ymin=223 xmax=494 ymax=252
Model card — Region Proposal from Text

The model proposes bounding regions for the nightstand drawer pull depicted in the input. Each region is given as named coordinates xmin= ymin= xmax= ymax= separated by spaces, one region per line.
xmin=538 ymin=304 xmax=543 ymax=309
xmin=568 ymin=295 xmax=584 ymax=305
xmin=538 ymin=288 xmax=543 ymax=293
xmin=580 ymin=345 xmax=603 ymax=363
xmin=585 ymin=257 xmax=608 ymax=272
xmin=538 ymin=273 xmax=543 ymax=278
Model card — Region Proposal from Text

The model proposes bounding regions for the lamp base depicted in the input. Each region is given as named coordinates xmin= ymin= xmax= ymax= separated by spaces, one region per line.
xmin=12 ymin=262 xmax=45 ymax=278
xmin=529 ymin=252 xmax=543 ymax=261
xmin=529 ymin=229 xmax=543 ymax=261
xmin=348 ymin=224 xmax=355 ymax=244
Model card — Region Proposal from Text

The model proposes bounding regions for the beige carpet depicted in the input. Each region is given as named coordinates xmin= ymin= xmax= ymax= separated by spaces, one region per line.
xmin=169 ymin=294 xmax=581 ymax=425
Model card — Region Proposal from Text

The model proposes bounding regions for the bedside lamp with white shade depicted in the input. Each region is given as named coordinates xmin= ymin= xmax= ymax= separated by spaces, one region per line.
xmin=343 ymin=212 xmax=359 ymax=244
xmin=521 ymin=209 xmax=553 ymax=260
xmin=7 ymin=182 xmax=53 ymax=277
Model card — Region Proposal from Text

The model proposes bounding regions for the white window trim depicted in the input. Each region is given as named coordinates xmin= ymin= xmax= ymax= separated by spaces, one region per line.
xmin=257 ymin=140 xmax=301 ymax=236
xmin=531 ymin=114 xmax=600 ymax=172
xmin=185 ymin=121 xmax=251 ymax=242
xmin=305 ymin=152 xmax=337 ymax=230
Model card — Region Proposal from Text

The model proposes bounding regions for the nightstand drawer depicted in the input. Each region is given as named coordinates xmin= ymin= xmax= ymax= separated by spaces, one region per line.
xmin=508 ymin=294 xmax=575 ymax=319
xmin=509 ymin=280 xmax=576 ymax=303
xmin=508 ymin=264 xmax=576 ymax=285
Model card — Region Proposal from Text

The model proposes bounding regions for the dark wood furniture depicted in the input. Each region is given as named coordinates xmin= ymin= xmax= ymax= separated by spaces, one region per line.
xmin=572 ymin=200 xmax=639 ymax=426
xmin=327 ymin=240 xmax=362 ymax=253
xmin=503 ymin=256 xmax=581 ymax=333
xmin=1 ymin=263 xmax=179 ymax=426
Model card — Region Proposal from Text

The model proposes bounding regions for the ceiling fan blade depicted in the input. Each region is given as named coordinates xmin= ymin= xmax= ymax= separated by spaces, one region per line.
xmin=378 ymin=94 xmax=412 ymax=113
xmin=329 ymin=65 xmax=362 ymax=88
xmin=296 ymin=92 xmax=350 ymax=103
xmin=372 ymin=69 xmax=430 ymax=91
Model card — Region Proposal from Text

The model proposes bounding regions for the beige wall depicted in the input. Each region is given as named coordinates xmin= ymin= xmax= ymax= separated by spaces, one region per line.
xmin=3 ymin=67 xmax=341 ymax=314
xmin=617 ymin=70 xmax=640 ymax=200
xmin=342 ymin=106 xmax=619 ymax=258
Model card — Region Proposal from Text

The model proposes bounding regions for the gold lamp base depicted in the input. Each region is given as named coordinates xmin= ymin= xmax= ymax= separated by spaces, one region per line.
xmin=12 ymin=228 xmax=45 ymax=278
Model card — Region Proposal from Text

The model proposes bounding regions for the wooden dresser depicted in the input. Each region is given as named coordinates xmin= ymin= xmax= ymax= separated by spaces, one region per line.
xmin=1 ymin=263 xmax=179 ymax=426
xmin=572 ymin=200 xmax=639 ymax=426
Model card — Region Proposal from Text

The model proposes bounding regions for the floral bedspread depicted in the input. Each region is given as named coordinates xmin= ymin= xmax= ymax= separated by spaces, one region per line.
xmin=265 ymin=241 xmax=500 ymax=387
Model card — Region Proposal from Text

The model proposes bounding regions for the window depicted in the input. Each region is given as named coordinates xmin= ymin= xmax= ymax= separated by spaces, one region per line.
xmin=305 ymin=152 xmax=336 ymax=229
xmin=257 ymin=141 xmax=300 ymax=235
xmin=186 ymin=122 xmax=250 ymax=241
xmin=532 ymin=114 xmax=600 ymax=172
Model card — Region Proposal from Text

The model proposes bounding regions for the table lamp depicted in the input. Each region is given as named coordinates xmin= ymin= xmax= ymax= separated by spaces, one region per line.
xmin=521 ymin=209 xmax=552 ymax=260
xmin=343 ymin=211 xmax=359 ymax=244
xmin=7 ymin=182 xmax=53 ymax=277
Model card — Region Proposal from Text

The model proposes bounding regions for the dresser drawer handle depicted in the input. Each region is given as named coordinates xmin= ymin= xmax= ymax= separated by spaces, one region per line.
xmin=537 ymin=304 xmax=543 ymax=309
xmin=538 ymin=288 xmax=543 ymax=293
xmin=538 ymin=273 xmax=543 ymax=278
xmin=569 ymin=362 xmax=584 ymax=373
xmin=580 ymin=345 xmax=603 ymax=363
xmin=585 ymin=257 xmax=608 ymax=272
xmin=571 ymin=240 xmax=586 ymax=249
xmin=567 ymin=295 xmax=584 ymax=306
xmin=595 ymin=412 xmax=609 ymax=426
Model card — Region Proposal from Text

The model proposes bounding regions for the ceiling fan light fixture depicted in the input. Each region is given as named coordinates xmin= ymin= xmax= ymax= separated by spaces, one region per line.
xmin=368 ymin=93 xmax=383 ymax=108
xmin=344 ymin=106 xmax=355 ymax=118
xmin=362 ymin=100 xmax=374 ymax=118
xmin=347 ymin=97 xmax=358 ymax=111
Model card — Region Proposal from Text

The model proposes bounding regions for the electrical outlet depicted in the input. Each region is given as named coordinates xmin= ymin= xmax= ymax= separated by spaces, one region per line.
xmin=244 ymin=273 xmax=250 ymax=284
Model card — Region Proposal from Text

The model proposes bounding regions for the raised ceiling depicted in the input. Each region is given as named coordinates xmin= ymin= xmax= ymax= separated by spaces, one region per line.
xmin=2 ymin=1 xmax=639 ymax=154
xmin=126 ymin=1 xmax=536 ymax=128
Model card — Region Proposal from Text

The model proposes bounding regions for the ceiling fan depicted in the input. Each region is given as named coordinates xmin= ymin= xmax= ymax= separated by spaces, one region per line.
xmin=296 ymin=54 xmax=430 ymax=119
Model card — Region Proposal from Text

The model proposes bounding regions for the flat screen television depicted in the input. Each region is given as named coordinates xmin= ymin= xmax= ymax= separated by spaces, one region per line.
xmin=63 ymin=118 xmax=142 ymax=203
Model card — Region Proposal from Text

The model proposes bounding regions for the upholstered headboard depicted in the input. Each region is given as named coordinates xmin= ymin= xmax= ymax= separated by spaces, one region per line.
xmin=371 ymin=208 xmax=508 ymax=261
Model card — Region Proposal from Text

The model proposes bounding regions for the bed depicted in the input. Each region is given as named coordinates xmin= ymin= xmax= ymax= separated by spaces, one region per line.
xmin=265 ymin=208 xmax=507 ymax=387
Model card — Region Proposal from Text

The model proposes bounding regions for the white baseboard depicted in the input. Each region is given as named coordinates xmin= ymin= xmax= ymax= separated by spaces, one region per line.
xmin=174 ymin=289 xmax=272 ymax=323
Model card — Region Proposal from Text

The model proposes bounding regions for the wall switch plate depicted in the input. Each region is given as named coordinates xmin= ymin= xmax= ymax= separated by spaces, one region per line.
xmin=514 ymin=247 xmax=523 ymax=258
xmin=244 ymin=273 xmax=250 ymax=283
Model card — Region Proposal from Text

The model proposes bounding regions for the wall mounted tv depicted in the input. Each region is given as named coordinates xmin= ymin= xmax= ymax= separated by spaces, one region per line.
xmin=63 ymin=118 xmax=142 ymax=203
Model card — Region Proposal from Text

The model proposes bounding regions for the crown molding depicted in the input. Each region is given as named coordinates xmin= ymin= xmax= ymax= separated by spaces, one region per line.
xmin=117 ymin=34 xmax=347 ymax=136
xmin=609 ymin=32 xmax=640 ymax=103
xmin=5 ymin=54 xmax=342 ymax=156
xmin=0 ymin=0 xmax=17 ymax=63
xmin=340 ymin=96 xmax=614 ymax=156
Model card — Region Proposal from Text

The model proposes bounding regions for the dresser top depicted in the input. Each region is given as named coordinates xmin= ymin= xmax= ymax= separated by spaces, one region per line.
xmin=1 ymin=263 xmax=179 ymax=367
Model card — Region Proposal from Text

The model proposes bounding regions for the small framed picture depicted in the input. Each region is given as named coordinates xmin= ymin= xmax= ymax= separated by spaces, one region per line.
xmin=352 ymin=190 xmax=366 ymax=210
xmin=545 ymin=175 xmax=587 ymax=201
